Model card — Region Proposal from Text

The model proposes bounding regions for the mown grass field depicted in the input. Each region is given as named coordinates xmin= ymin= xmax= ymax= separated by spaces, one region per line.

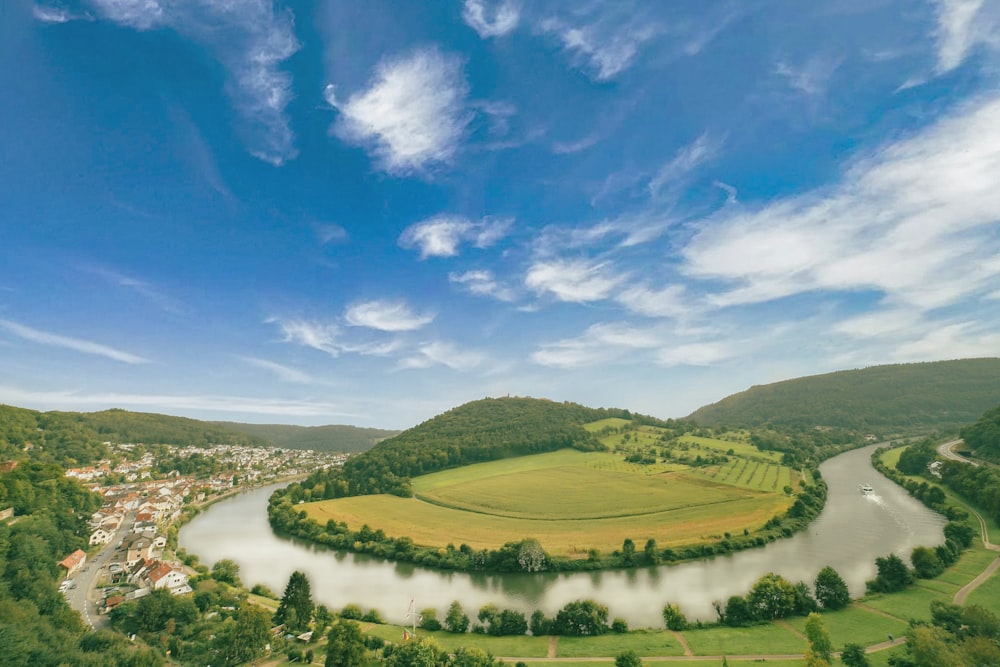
xmin=304 ymin=443 xmax=795 ymax=555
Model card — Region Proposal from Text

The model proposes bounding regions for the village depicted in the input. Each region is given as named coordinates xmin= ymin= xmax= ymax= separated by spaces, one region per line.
xmin=56 ymin=442 xmax=347 ymax=619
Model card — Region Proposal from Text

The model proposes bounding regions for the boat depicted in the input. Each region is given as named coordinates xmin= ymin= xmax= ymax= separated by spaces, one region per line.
xmin=859 ymin=483 xmax=874 ymax=495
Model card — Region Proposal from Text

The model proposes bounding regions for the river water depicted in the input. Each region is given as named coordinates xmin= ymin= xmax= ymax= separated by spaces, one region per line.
xmin=179 ymin=443 xmax=944 ymax=627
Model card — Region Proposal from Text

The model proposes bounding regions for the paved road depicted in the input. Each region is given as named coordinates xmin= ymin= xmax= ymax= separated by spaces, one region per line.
xmin=937 ymin=438 xmax=978 ymax=466
xmin=64 ymin=509 xmax=136 ymax=630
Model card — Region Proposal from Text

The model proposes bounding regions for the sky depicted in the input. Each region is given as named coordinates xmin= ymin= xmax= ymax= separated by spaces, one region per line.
xmin=1 ymin=0 xmax=999 ymax=430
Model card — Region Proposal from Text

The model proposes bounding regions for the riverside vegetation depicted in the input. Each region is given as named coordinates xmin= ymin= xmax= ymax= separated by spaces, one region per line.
xmin=4 ymin=359 xmax=1000 ymax=665
xmin=268 ymin=398 xmax=840 ymax=572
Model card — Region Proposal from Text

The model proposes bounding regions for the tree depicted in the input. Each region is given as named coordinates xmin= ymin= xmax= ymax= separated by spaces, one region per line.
xmin=814 ymin=566 xmax=850 ymax=610
xmin=450 ymin=646 xmax=497 ymax=667
xmin=275 ymin=570 xmax=314 ymax=632
xmin=420 ymin=607 xmax=442 ymax=631
xmin=804 ymin=613 xmax=832 ymax=664
xmin=910 ymin=546 xmax=943 ymax=579
xmin=747 ymin=572 xmax=796 ymax=620
xmin=325 ymin=618 xmax=367 ymax=667
xmin=615 ymin=649 xmax=643 ymax=667
xmin=530 ymin=610 xmax=551 ymax=636
xmin=496 ymin=609 xmax=528 ymax=636
xmin=384 ymin=636 xmax=445 ymax=667
xmin=840 ymin=643 xmax=870 ymax=667
xmin=644 ymin=538 xmax=660 ymax=565
xmin=793 ymin=581 xmax=818 ymax=615
xmin=477 ymin=603 xmax=500 ymax=634
xmin=866 ymin=554 xmax=913 ymax=594
xmin=553 ymin=599 xmax=610 ymax=636
xmin=517 ymin=539 xmax=547 ymax=572
xmin=210 ymin=558 xmax=241 ymax=587
xmin=214 ymin=605 xmax=270 ymax=667
xmin=722 ymin=596 xmax=754 ymax=627
xmin=445 ymin=600 xmax=470 ymax=633
xmin=621 ymin=538 xmax=636 ymax=566
xmin=662 ymin=603 xmax=687 ymax=631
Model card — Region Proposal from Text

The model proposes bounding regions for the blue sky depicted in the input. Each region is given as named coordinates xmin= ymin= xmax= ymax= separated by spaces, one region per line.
xmin=2 ymin=0 xmax=999 ymax=430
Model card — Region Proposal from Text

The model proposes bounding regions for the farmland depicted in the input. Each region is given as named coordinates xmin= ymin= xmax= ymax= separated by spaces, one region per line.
xmin=301 ymin=424 xmax=799 ymax=556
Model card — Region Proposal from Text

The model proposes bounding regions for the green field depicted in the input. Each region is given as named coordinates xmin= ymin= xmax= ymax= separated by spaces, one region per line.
xmin=305 ymin=441 xmax=796 ymax=555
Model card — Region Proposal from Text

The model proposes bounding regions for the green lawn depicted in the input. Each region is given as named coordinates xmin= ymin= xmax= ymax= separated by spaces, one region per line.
xmin=785 ymin=605 xmax=907 ymax=648
xmin=860 ymin=585 xmax=948 ymax=623
xmin=681 ymin=623 xmax=806 ymax=655
xmin=963 ymin=555 xmax=1000 ymax=614
xmin=554 ymin=630 xmax=684 ymax=657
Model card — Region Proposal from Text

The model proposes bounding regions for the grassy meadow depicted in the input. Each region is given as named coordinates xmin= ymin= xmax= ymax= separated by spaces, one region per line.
xmin=303 ymin=423 xmax=798 ymax=555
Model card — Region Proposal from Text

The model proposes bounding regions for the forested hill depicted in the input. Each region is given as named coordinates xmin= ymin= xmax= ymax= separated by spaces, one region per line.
xmin=0 ymin=405 xmax=266 ymax=466
xmin=687 ymin=358 xmax=1000 ymax=433
xmin=210 ymin=422 xmax=397 ymax=452
xmin=333 ymin=397 xmax=656 ymax=496
xmin=960 ymin=403 xmax=1000 ymax=462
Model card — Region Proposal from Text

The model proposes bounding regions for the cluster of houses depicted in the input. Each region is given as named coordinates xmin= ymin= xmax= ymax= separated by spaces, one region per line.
xmin=56 ymin=442 xmax=349 ymax=613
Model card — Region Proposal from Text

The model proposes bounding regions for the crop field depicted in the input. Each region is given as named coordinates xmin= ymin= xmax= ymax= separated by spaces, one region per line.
xmin=304 ymin=445 xmax=795 ymax=555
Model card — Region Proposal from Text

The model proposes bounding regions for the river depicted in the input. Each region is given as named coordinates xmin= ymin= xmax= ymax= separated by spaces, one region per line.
xmin=179 ymin=443 xmax=944 ymax=627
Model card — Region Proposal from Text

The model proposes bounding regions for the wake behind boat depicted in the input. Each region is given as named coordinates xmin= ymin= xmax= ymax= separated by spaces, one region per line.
xmin=859 ymin=483 xmax=874 ymax=495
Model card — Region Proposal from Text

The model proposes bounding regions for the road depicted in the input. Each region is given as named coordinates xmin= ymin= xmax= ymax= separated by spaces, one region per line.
xmin=64 ymin=509 xmax=136 ymax=631
xmin=937 ymin=438 xmax=978 ymax=466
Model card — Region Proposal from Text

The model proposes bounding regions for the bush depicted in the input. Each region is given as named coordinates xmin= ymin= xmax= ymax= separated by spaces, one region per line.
xmin=611 ymin=617 xmax=628 ymax=633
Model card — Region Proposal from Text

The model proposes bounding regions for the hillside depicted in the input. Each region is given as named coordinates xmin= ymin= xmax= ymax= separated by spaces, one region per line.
xmin=0 ymin=405 xmax=267 ymax=466
xmin=960 ymin=402 xmax=1000 ymax=462
xmin=687 ymin=358 xmax=1000 ymax=432
xmin=211 ymin=422 xmax=397 ymax=452
xmin=322 ymin=397 xmax=673 ymax=496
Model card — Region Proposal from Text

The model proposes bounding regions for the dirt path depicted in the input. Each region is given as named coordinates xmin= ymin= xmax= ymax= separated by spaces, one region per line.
xmin=548 ymin=636 xmax=558 ymax=658
xmin=670 ymin=630 xmax=692 ymax=656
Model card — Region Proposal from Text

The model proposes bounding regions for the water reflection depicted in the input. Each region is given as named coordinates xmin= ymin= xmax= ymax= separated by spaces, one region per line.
xmin=180 ymin=444 xmax=944 ymax=627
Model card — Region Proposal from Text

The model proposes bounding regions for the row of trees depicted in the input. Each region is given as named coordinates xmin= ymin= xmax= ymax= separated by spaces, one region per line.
xmin=710 ymin=567 xmax=850 ymax=627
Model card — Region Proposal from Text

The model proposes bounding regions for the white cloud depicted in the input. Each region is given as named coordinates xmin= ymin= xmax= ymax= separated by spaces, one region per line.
xmin=683 ymin=93 xmax=1000 ymax=312
xmin=462 ymin=0 xmax=519 ymax=38
xmin=656 ymin=342 xmax=733 ymax=367
xmin=0 ymin=319 xmax=149 ymax=364
xmin=617 ymin=284 xmax=688 ymax=318
xmin=398 ymin=215 xmax=511 ymax=259
xmin=540 ymin=12 xmax=660 ymax=81
xmin=32 ymin=4 xmax=78 ymax=23
xmin=315 ymin=223 xmax=348 ymax=245
xmin=934 ymin=0 xmax=1000 ymax=73
xmin=272 ymin=318 xmax=342 ymax=356
xmin=774 ymin=56 xmax=842 ymax=97
xmin=239 ymin=356 xmax=314 ymax=384
xmin=0 ymin=385 xmax=360 ymax=419
xmin=344 ymin=300 xmax=434 ymax=332
xmin=834 ymin=308 xmax=925 ymax=339
xmin=890 ymin=322 xmax=1000 ymax=362
xmin=531 ymin=322 xmax=661 ymax=369
xmin=449 ymin=270 xmax=518 ymax=302
xmin=648 ymin=133 xmax=722 ymax=197
xmin=82 ymin=265 xmax=184 ymax=314
xmin=398 ymin=341 xmax=487 ymax=372
xmin=525 ymin=259 xmax=625 ymax=303
xmin=327 ymin=47 xmax=470 ymax=174
xmin=78 ymin=0 xmax=300 ymax=165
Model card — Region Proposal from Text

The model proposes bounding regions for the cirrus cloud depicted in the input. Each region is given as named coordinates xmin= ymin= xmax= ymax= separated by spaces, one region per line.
xmin=344 ymin=300 xmax=435 ymax=332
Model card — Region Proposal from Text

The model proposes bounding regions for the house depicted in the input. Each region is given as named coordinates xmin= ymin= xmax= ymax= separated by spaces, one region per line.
xmin=89 ymin=528 xmax=114 ymax=546
xmin=125 ymin=536 xmax=154 ymax=568
xmin=58 ymin=549 xmax=87 ymax=576
xmin=147 ymin=562 xmax=190 ymax=594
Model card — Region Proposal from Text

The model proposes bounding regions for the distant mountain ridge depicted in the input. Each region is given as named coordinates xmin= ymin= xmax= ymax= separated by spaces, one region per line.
xmin=210 ymin=422 xmax=398 ymax=452
xmin=687 ymin=358 xmax=1000 ymax=433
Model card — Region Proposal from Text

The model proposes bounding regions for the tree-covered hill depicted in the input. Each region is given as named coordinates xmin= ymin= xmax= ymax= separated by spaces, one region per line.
xmin=0 ymin=405 xmax=267 ymax=467
xmin=960 ymin=403 xmax=1000 ymax=462
xmin=210 ymin=422 xmax=397 ymax=452
xmin=313 ymin=397 xmax=666 ymax=497
xmin=687 ymin=358 xmax=1000 ymax=433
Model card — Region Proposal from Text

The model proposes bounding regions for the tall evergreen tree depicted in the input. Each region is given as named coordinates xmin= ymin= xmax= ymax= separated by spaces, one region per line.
xmin=274 ymin=570 xmax=314 ymax=632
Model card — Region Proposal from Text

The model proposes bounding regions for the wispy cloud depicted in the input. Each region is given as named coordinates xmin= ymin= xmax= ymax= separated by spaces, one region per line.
xmin=0 ymin=385 xmax=360 ymax=419
xmin=398 ymin=341 xmax=487 ymax=371
xmin=270 ymin=317 xmax=401 ymax=357
xmin=326 ymin=47 xmax=470 ymax=174
xmin=462 ymin=0 xmax=520 ymax=38
xmin=648 ymin=133 xmax=723 ymax=197
xmin=81 ymin=265 xmax=185 ymax=314
xmin=314 ymin=223 xmax=348 ymax=245
xmin=524 ymin=259 xmax=625 ymax=303
xmin=239 ymin=356 xmax=314 ymax=384
xmin=0 ymin=319 xmax=149 ymax=364
xmin=531 ymin=322 xmax=661 ymax=368
xmin=344 ymin=300 xmax=434 ymax=332
xmin=682 ymin=93 xmax=1000 ymax=312
xmin=656 ymin=342 xmax=734 ymax=367
xmin=55 ymin=0 xmax=300 ymax=165
xmin=539 ymin=9 xmax=661 ymax=81
xmin=934 ymin=0 xmax=999 ymax=73
xmin=774 ymin=56 xmax=842 ymax=97
xmin=32 ymin=4 xmax=81 ymax=23
xmin=616 ymin=284 xmax=688 ymax=318
xmin=449 ymin=270 xmax=518 ymax=302
xmin=398 ymin=215 xmax=512 ymax=259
